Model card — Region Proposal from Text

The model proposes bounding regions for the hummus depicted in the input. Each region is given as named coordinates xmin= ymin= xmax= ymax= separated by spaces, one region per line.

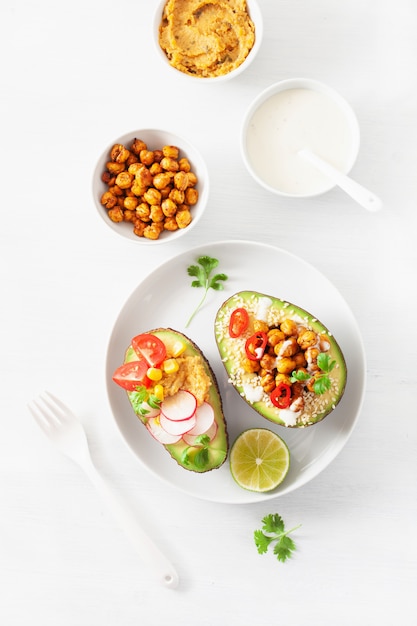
xmin=159 ymin=0 xmax=255 ymax=78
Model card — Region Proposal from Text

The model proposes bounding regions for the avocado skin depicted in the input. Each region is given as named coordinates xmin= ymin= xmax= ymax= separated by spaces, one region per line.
xmin=214 ymin=291 xmax=347 ymax=428
xmin=125 ymin=328 xmax=228 ymax=472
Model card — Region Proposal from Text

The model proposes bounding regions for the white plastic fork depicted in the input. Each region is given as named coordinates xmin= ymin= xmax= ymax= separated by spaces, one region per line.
xmin=28 ymin=391 xmax=179 ymax=589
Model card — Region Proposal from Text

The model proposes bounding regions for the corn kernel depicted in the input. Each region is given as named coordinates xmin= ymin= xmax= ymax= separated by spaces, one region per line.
xmin=163 ymin=358 xmax=179 ymax=374
xmin=147 ymin=367 xmax=162 ymax=381
xmin=153 ymin=384 xmax=164 ymax=401
xmin=171 ymin=340 xmax=186 ymax=357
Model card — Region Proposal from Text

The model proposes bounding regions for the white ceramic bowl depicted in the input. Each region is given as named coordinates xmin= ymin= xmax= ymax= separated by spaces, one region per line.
xmin=241 ymin=78 xmax=361 ymax=198
xmin=153 ymin=0 xmax=263 ymax=83
xmin=92 ymin=129 xmax=209 ymax=245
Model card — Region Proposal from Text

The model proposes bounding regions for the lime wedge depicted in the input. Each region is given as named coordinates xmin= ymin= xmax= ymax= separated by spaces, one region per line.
xmin=230 ymin=428 xmax=290 ymax=492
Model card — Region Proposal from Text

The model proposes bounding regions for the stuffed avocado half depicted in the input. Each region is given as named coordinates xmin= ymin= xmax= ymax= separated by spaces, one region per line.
xmin=113 ymin=328 xmax=228 ymax=472
xmin=214 ymin=291 xmax=347 ymax=428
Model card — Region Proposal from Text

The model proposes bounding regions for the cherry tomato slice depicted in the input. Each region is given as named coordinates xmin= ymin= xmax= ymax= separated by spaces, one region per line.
xmin=132 ymin=333 xmax=167 ymax=367
xmin=270 ymin=383 xmax=292 ymax=409
xmin=245 ymin=331 xmax=268 ymax=361
xmin=112 ymin=360 xmax=151 ymax=391
xmin=229 ymin=308 xmax=249 ymax=338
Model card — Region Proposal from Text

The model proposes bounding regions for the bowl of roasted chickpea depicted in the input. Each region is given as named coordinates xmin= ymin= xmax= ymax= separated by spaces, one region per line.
xmin=93 ymin=129 xmax=209 ymax=244
xmin=153 ymin=0 xmax=263 ymax=82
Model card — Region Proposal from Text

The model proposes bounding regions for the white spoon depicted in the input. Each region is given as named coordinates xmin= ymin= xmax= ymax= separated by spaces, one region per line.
xmin=298 ymin=148 xmax=382 ymax=212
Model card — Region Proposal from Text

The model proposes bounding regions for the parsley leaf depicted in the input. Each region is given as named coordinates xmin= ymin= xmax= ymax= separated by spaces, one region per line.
xmin=129 ymin=386 xmax=161 ymax=416
xmin=181 ymin=434 xmax=212 ymax=468
xmin=254 ymin=513 xmax=301 ymax=563
xmin=290 ymin=352 xmax=337 ymax=395
xmin=185 ymin=256 xmax=228 ymax=327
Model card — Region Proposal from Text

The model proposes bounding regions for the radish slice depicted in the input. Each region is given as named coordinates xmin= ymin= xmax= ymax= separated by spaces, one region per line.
xmin=146 ymin=417 xmax=182 ymax=444
xmin=185 ymin=402 xmax=215 ymax=436
xmin=159 ymin=412 xmax=197 ymax=436
xmin=160 ymin=390 xmax=197 ymax=422
xmin=183 ymin=421 xmax=218 ymax=446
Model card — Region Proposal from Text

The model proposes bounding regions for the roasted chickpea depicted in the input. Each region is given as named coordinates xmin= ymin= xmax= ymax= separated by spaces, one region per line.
xmin=135 ymin=165 xmax=153 ymax=188
xmin=110 ymin=144 xmax=130 ymax=163
xmin=260 ymin=373 xmax=275 ymax=394
xmin=305 ymin=347 xmax=320 ymax=370
xmin=267 ymin=328 xmax=285 ymax=347
xmin=160 ymin=186 xmax=172 ymax=199
xmin=133 ymin=219 xmax=146 ymax=237
xmin=277 ymin=336 xmax=298 ymax=357
xmin=150 ymin=205 xmax=164 ymax=223
xmin=115 ymin=172 xmax=134 ymax=189
xmin=260 ymin=353 xmax=276 ymax=372
xmin=164 ymin=217 xmax=179 ymax=231
xmin=293 ymin=352 xmax=307 ymax=367
xmin=153 ymin=149 xmax=163 ymax=163
xmin=178 ymin=157 xmax=191 ymax=172
xmin=136 ymin=202 xmax=151 ymax=222
xmin=149 ymin=162 xmax=163 ymax=176
xmin=140 ymin=150 xmax=155 ymax=166
xmin=280 ymin=319 xmax=298 ymax=336
xmin=174 ymin=171 xmax=189 ymax=191
xmin=128 ymin=162 xmax=143 ymax=176
xmin=163 ymin=145 xmax=179 ymax=159
xmin=161 ymin=198 xmax=177 ymax=217
xmin=108 ymin=207 xmax=124 ymax=222
xmin=176 ymin=209 xmax=192 ymax=228
xmin=131 ymin=139 xmax=147 ymax=155
xmin=101 ymin=191 xmax=118 ymax=209
xmin=275 ymin=373 xmax=292 ymax=386
xmin=131 ymin=181 xmax=147 ymax=197
xmin=253 ymin=319 xmax=269 ymax=333
xmin=124 ymin=196 xmax=138 ymax=210
xmin=101 ymin=171 xmax=112 ymax=184
xmin=185 ymin=187 xmax=198 ymax=205
xmin=153 ymin=172 xmax=172 ymax=190
xmin=242 ymin=357 xmax=260 ymax=373
xmin=143 ymin=188 xmax=161 ymax=205
xmin=160 ymin=156 xmax=179 ymax=172
xmin=144 ymin=223 xmax=163 ymax=240
xmin=276 ymin=357 xmax=296 ymax=375
xmin=319 ymin=334 xmax=331 ymax=351
xmin=123 ymin=209 xmax=136 ymax=222
xmin=106 ymin=161 xmax=125 ymax=175
xmin=297 ymin=330 xmax=317 ymax=350
xmin=169 ymin=188 xmax=185 ymax=205
xmin=126 ymin=153 xmax=139 ymax=166
xmin=186 ymin=172 xmax=197 ymax=186
xmin=108 ymin=184 xmax=123 ymax=196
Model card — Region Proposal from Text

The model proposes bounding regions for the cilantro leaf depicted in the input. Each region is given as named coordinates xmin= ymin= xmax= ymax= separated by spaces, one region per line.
xmin=181 ymin=433 xmax=212 ymax=469
xmin=254 ymin=513 xmax=301 ymax=563
xmin=186 ymin=256 xmax=228 ymax=327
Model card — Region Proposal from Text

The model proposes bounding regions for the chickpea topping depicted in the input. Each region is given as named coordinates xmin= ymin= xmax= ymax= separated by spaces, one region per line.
xmin=99 ymin=138 xmax=199 ymax=239
xmin=280 ymin=319 xmax=298 ymax=336
xmin=253 ymin=319 xmax=269 ymax=333
xmin=298 ymin=329 xmax=317 ymax=350
xmin=276 ymin=357 xmax=296 ymax=375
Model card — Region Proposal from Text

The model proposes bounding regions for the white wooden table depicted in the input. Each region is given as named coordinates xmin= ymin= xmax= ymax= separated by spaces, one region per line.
xmin=1 ymin=1 xmax=416 ymax=624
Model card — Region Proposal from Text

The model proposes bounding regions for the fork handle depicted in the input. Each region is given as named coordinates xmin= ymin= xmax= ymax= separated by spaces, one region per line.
xmin=82 ymin=459 xmax=179 ymax=589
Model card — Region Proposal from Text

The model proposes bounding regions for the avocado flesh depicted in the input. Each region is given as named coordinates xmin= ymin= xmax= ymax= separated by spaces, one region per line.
xmin=124 ymin=328 xmax=228 ymax=472
xmin=215 ymin=291 xmax=347 ymax=428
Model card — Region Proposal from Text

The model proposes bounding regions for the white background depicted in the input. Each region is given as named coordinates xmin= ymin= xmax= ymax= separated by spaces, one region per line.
xmin=1 ymin=1 xmax=416 ymax=624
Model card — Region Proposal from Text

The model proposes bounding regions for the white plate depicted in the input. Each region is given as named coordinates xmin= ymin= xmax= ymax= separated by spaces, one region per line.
xmin=106 ymin=240 xmax=366 ymax=504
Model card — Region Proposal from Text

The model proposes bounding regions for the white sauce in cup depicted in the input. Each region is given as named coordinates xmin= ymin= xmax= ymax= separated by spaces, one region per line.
xmin=244 ymin=84 xmax=359 ymax=197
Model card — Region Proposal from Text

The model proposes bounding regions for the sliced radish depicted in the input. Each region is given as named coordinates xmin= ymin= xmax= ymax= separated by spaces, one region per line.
xmin=183 ymin=421 xmax=218 ymax=446
xmin=146 ymin=417 xmax=182 ymax=444
xmin=160 ymin=390 xmax=197 ymax=422
xmin=185 ymin=402 xmax=215 ymax=436
xmin=159 ymin=412 xmax=197 ymax=436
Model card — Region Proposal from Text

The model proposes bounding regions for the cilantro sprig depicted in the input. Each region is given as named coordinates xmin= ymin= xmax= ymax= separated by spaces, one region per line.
xmin=254 ymin=514 xmax=301 ymax=563
xmin=181 ymin=434 xmax=211 ymax=469
xmin=185 ymin=256 xmax=228 ymax=327
xmin=129 ymin=386 xmax=161 ymax=416
xmin=290 ymin=352 xmax=336 ymax=395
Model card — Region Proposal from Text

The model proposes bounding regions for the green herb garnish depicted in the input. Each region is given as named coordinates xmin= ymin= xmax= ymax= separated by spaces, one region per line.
xmin=290 ymin=352 xmax=336 ymax=395
xmin=254 ymin=513 xmax=301 ymax=563
xmin=185 ymin=255 xmax=228 ymax=327
xmin=129 ymin=386 xmax=161 ymax=416
xmin=181 ymin=434 xmax=211 ymax=469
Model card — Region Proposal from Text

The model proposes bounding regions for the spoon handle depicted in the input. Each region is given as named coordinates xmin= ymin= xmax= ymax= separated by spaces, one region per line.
xmin=299 ymin=149 xmax=382 ymax=212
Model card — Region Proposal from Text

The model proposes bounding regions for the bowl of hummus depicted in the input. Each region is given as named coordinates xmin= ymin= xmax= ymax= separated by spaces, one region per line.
xmin=154 ymin=0 xmax=263 ymax=81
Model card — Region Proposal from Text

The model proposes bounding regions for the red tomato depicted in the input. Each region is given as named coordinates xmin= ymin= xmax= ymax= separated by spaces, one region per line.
xmin=112 ymin=360 xmax=150 ymax=391
xmin=229 ymin=308 xmax=249 ymax=338
xmin=132 ymin=333 xmax=167 ymax=367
